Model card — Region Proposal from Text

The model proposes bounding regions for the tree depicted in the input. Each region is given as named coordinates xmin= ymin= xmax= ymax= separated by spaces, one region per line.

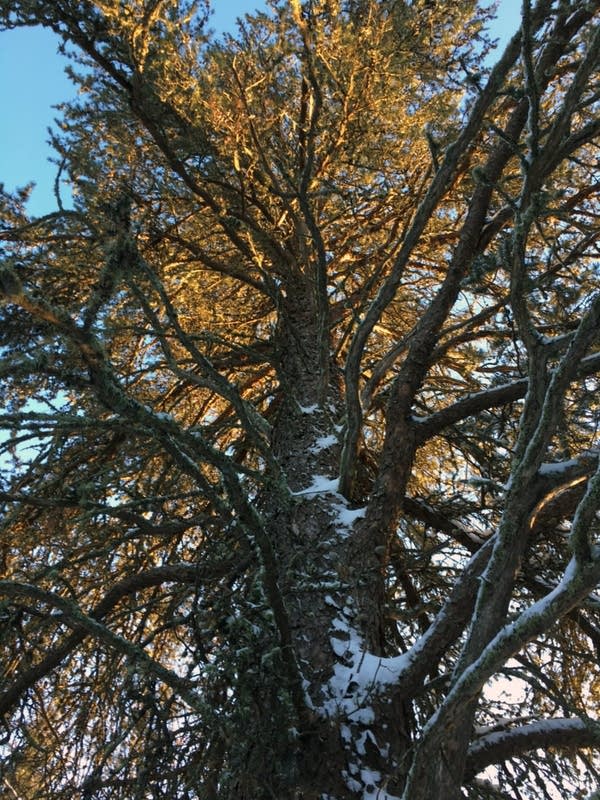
xmin=0 ymin=0 xmax=599 ymax=797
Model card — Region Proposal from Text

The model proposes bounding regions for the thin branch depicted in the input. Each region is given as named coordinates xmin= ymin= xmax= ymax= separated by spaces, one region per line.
xmin=0 ymin=579 xmax=206 ymax=713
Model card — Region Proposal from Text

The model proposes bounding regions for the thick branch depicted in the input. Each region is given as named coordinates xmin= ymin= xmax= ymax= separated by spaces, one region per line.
xmin=465 ymin=718 xmax=600 ymax=780
xmin=339 ymin=23 xmax=527 ymax=498
xmin=402 ymin=554 xmax=600 ymax=798
xmin=389 ymin=538 xmax=494 ymax=699
xmin=414 ymin=351 xmax=600 ymax=442
xmin=415 ymin=378 xmax=527 ymax=442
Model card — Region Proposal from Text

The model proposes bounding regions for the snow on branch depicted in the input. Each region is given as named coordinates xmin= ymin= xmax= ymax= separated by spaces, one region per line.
xmin=426 ymin=554 xmax=600 ymax=739
xmin=465 ymin=717 xmax=600 ymax=779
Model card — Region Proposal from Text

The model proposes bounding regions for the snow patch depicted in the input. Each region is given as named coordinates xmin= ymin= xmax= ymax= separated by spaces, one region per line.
xmin=292 ymin=474 xmax=340 ymax=496
xmin=291 ymin=475 xmax=365 ymax=536
xmin=332 ymin=503 xmax=367 ymax=533
xmin=361 ymin=770 xmax=401 ymax=800
xmin=324 ymin=613 xmax=412 ymax=713
xmin=318 ymin=605 xmax=412 ymax=798
xmin=299 ymin=403 xmax=319 ymax=414
xmin=309 ymin=433 xmax=338 ymax=453
xmin=342 ymin=772 xmax=362 ymax=793
xmin=539 ymin=459 xmax=580 ymax=476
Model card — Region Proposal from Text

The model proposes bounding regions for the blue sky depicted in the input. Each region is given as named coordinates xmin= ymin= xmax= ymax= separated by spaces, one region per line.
xmin=0 ymin=0 xmax=521 ymax=217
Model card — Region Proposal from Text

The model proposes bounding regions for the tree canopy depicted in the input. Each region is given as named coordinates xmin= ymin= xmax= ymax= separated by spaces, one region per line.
xmin=0 ymin=1 xmax=599 ymax=798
